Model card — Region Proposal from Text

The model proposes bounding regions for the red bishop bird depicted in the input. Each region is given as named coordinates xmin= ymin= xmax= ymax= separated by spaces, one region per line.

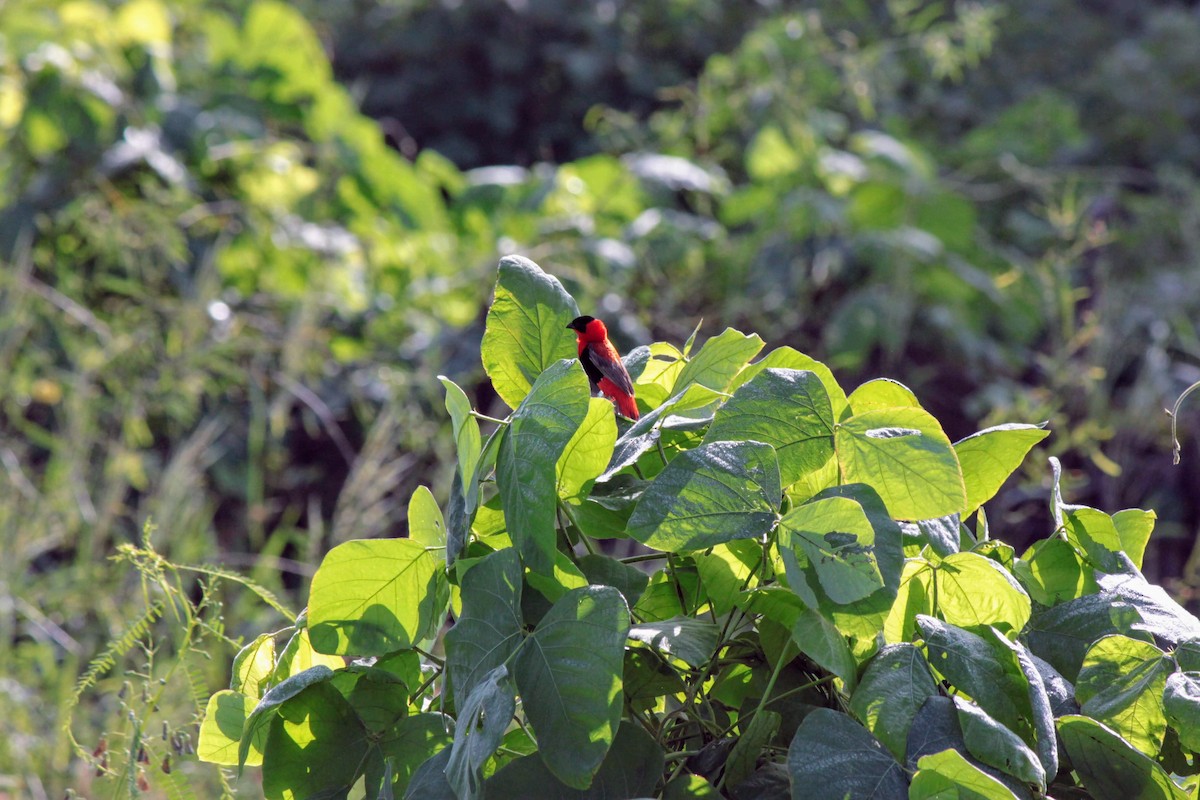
xmin=567 ymin=315 xmax=639 ymax=420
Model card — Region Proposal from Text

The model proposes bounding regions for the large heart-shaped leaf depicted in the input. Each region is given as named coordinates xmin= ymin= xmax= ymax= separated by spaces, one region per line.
xmin=481 ymin=255 xmax=580 ymax=410
xmin=786 ymin=708 xmax=907 ymax=800
xmin=444 ymin=548 xmax=524 ymax=703
xmin=496 ymin=358 xmax=591 ymax=573
xmin=703 ymin=367 xmax=836 ymax=488
xmin=515 ymin=586 xmax=631 ymax=789
xmin=307 ymin=538 xmax=447 ymax=656
xmin=627 ymin=440 xmax=781 ymax=552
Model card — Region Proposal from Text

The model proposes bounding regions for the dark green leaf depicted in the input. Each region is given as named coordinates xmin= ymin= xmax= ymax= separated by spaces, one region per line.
xmin=577 ymin=553 xmax=649 ymax=608
xmin=627 ymin=440 xmax=781 ymax=552
xmin=1057 ymin=715 xmax=1188 ymax=800
xmin=695 ymin=540 xmax=763 ymax=616
xmin=724 ymin=709 xmax=781 ymax=789
xmin=703 ymin=367 xmax=835 ymax=487
xmin=903 ymin=514 xmax=961 ymax=558
xmin=484 ymin=721 xmax=664 ymax=799
xmin=849 ymin=643 xmax=940 ymax=760
xmin=918 ymin=617 xmax=1033 ymax=747
xmin=496 ymin=358 xmax=591 ymax=574
xmin=599 ymin=383 xmax=727 ymax=481
xmin=786 ymin=708 xmax=908 ymax=800
xmin=953 ymin=697 xmax=1044 ymax=790
xmin=1098 ymin=569 xmax=1200 ymax=646
xmin=745 ymin=587 xmax=858 ymax=691
xmin=481 ymin=255 xmax=580 ymax=410
xmin=403 ymin=747 xmax=456 ymax=800
xmin=629 ymin=616 xmax=720 ymax=668
xmin=446 ymin=665 xmax=515 ymax=800
xmin=375 ymin=713 xmax=453 ymax=799
xmin=1025 ymin=592 xmax=1145 ymax=681
xmin=515 ymin=586 xmax=631 ymax=789
xmin=730 ymin=347 xmax=849 ymax=419
xmin=1164 ymin=671 xmax=1200 ymax=752
xmin=307 ymin=538 xmax=447 ymax=656
xmin=444 ymin=548 xmax=523 ymax=703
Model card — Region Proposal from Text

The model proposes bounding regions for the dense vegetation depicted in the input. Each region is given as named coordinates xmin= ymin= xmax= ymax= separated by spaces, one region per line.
xmin=194 ymin=256 xmax=1200 ymax=799
xmin=0 ymin=0 xmax=1198 ymax=796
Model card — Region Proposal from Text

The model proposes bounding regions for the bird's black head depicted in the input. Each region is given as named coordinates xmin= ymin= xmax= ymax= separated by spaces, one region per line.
xmin=566 ymin=315 xmax=595 ymax=332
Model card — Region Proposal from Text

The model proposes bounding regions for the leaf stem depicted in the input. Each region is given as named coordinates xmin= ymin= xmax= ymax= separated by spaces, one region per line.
xmin=1168 ymin=378 xmax=1200 ymax=465
xmin=469 ymin=410 xmax=510 ymax=426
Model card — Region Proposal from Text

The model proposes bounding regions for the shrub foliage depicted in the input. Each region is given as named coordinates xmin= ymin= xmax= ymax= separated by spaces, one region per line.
xmin=198 ymin=257 xmax=1200 ymax=799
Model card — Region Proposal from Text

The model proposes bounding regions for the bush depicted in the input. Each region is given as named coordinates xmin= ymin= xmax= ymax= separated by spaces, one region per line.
xmin=196 ymin=257 xmax=1200 ymax=799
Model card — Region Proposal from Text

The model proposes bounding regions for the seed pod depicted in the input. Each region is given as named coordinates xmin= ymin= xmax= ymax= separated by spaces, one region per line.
xmin=162 ymin=755 xmax=171 ymax=774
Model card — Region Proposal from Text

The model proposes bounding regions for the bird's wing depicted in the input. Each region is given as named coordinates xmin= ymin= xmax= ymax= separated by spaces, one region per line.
xmin=583 ymin=341 xmax=635 ymax=396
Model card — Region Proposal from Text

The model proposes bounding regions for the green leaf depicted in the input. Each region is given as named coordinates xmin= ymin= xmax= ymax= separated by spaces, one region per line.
xmin=781 ymin=484 xmax=905 ymax=660
xmin=577 ymin=553 xmax=649 ymax=608
xmin=515 ymin=586 xmax=631 ymax=789
xmin=439 ymin=375 xmax=481 ymax=493
xmin=556 ymin=397 xmax=618 ymax=503
xmin=1025 ymin=593 xmax=1144 ymax=681
xmin=627 ymin=440 xmax=781 ymax=552
xmin=695 ymin=540 xmax=763 ymax=616
xmin=1063 ymin=505 xmax=1125 ymax=572
xmin=1057 ymin=715 xmax=1189 ymax=800
xmin=481 ymin=255 xmax=580 ymax=410
xmin=272 ymin=627 xmax=344 ymax=681
xmin=884 ymin=559 xmax=934 ymax=645
xmin=1112 ymin=509 xmax=1156 ymax=570
xmin=525 ymin=550 xmax=589 ymax=604
xmin=703 ymin=367 xmax=836 ymax=488
xmin=1013 ymin=537 xmax=1097 ymax=606
xmin=496 ymin=358 xmax=591 ymax=573
xmin=599 ymin=383 xmax=724 ymax=480
xmin=446 ymin=665 xmax=516 ymax=800
xmin=918 ymin=618 xmax=1027 ymax=727
xmin=845 ymin=379 xmax=920 ymax=415
xmin=745 ymin=587 xmax=858 ymax=690
xmin=1164 ymin=671 xmax=1200 ymax=752
xmin=407 ymin=486 xmax=446 ymax=549
xmin=746 ymin=125 xmax=801 ymax=182
xmin=849 ymin=643 xmax=940 ymax=761
xmin=403 ymin=747 xmax=456 ymax=800
xmin=198 ymin=690 xmax=265 ymax=766
xmin=786 ymin=708 xmax=908 ymax=800
xmin=376 ymin=714 xmax=454 ymax=798
xmin=953 ymin=697 xmax=1045 ymax=790
xmin=730 ymin=347 xmax=849 ymax=419
xmin=444 ymin=549 xmax=523 ymax=703
xmin=905 ymin=514 xmax=961 ymax=558
xmin=484 ymin=720 xmax=664 ymax=799
xmin=779 ymin=494 xmax=885 ymax=604
xmin=933 ymin=552 xmax=1031 ymax=636
xmin=836 ymin=406 xmax=967 ymax=520
xmin=672 ymin=327 xmax=765 ymax=394
xmin=725 ymin=709 xmax=781 ymax=789
xmin=240 ymin=665 xmax=335 ymax=770
xmin=231 ymin=633 xmax=275 ymax=700
xmin=629 ymin=616 xmax=720 ymax=668
xmin=262 ymin=682 xmax=369 ymax=800
xmin=954 ymin=424 xmax=1049 ymax=517
xmin=910 ymin=749 xmax=1022 ymax=800
xmin=307 ymin=538 xmax=447 ymax=656
xmin=1076 ymin=634 xmax=1171 ymax=755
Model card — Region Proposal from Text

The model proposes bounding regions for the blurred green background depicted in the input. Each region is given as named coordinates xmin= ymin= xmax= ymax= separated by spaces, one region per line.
xmin=3 ymin=0 xmax=1200 ymax=795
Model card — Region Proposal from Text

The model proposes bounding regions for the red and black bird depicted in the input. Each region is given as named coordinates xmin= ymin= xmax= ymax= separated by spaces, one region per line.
xmin=567 ymin=315 xmax=639 ymax=420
